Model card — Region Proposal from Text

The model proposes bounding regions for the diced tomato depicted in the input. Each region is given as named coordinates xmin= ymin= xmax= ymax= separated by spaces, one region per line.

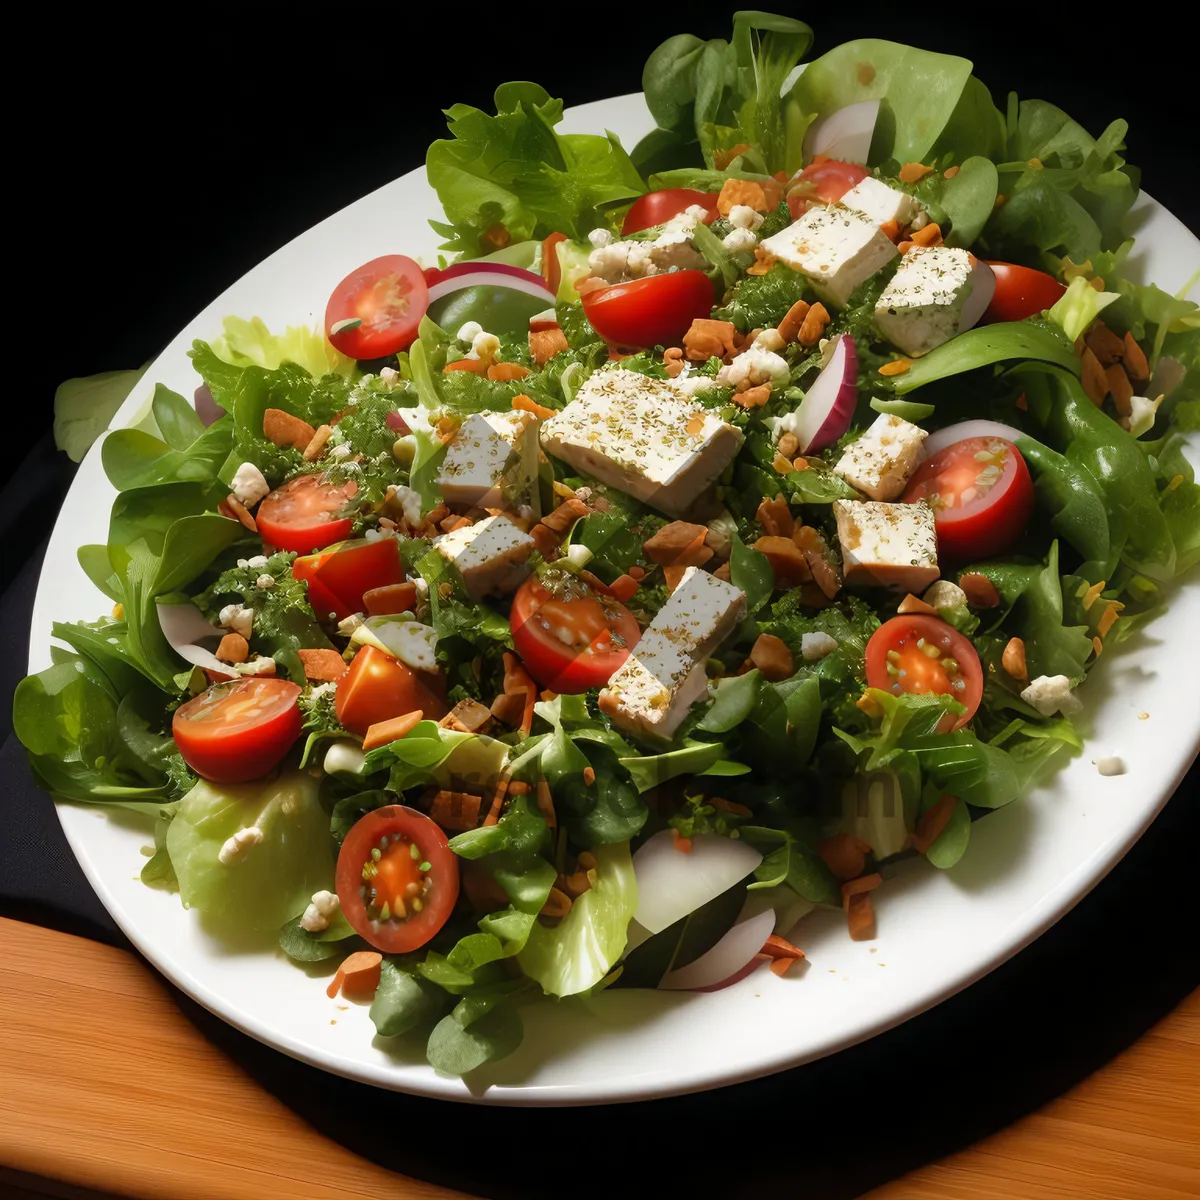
xmin=334 ymin=645 xmax=446 ymax=734
xmin=982 ymin=263 xmax=1066 ymax=323
xmin=256 ymin=474 xmax=358 ymax=554
xmin=292 ymin=538 xmax=405 ymax=622
xmin=509 ymin=572 xmax=641 ymax=693
xmin=325 ymin=254 xmax=429 ymax=359
xmin=786 ymin=159 xmax=870 ymax=219
xmin=865 ymin=616 xmax=982 ymax=731
xmin=336 ymin=806 xmax=459 ymax=954
xmin=902 ymin=436 xmax=1035 ymax=561
xmin=622 ymin=189 xmax=720 ymax=235
xmin=581 ymin=270 xmax=714 ymax=350
xmin=172 ymin=678 xmax=303 ymax=782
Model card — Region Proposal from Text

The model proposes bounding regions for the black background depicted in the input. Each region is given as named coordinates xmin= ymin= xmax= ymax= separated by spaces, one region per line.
xmin=7 ymin=9 xmax=1199 ymax=1199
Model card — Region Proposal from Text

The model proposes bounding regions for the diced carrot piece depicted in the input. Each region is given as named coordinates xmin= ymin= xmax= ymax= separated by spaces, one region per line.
xmin=761 ymin=933 xmax=805 ymax=960
xmin=879 ymin=218 xmax=901 ymax=241
xmin=643 ymin=521 xmax=708 ymax=564
xmin=326 ymin=951 xmax=383 ymax=1000
xmin=363 ymin=581 xmax=418 ymax=616
xmin=529 ymin=326 xmax=569 ymax=365
xmin=818 ymin=833 xmax=871 ymax=881
xmin=482 ymin=774 xmax=511 ymax=827
xmin=216 ymin=633 xmax=249 ymax=664
xmin=609 ymin=574 xmax=639 ymax=603
xmin=841 ymin=873 xmax=883 ymax=903
xmin=362 ymin=710 xmax=424 ymax=751
xmin=487 ymin=362 xmax=530 ymax=381
xmin=297 ymin=649 xmax=348 ymax=682
xmin=541 ymin=498 xmax=590 ymax=534
xmin=663 ymin=564 xmax=689 ymax=592
xmin=846 ymin=892 xmax=875 ymax=940
xmin=428 ymin=790 xmax=483 ymax=832
xmin=750 ymin=633 xmax=794 ymax=681
xmin=911 ymin=795 xmax=958 ymax=855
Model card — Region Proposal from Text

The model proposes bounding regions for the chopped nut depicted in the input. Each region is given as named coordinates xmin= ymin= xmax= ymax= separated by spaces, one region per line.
xmin=218 ymin=495 xmax=258 ymax=532
xmin=263 ymin=408 xmax=317 ymax=450
xmin=959 ymin=573 xmax=1000 ymax=608
xmin=792 ymin=525 xmax=840 ymax=598
xmin=1085 ymin=322 xmax=1125 ymax=366
xmin=756 ymin=494 xmax=794 ymax=538
xmin=1080 ymin=347 xmax=1108 ymax=406
xmin=716 ymin=178 xmax=769 ymax=216
xmin=777 ymin=299 xmax=811 ymax=344
xmin=1002 ymin=636 xmax=1028 ymax=681
xmin=1105 ymin=364 xmax=1134 ymax=416
xmin=297 ymin=649 xmax=348 ymax=681
xmin=216 ymin=633 xmax=249 ymax=664
xmin=302 ymin=424 xmax=333 ymax=461
xmin=1122 ymin=332 xmax=1150 ymax=382
xmin=750 ymin=633 xmax=794 ymax=681
xmin=683 ymin=318 xmax=739 ymax=362
xmin=772 ymin=451 xmax=795 ymax=474
xmin=746 ymin=247 xmax=775 ymax=276
xmin=541 ymin=887 xmax=573 ymax=920
xmin=753 ymin=535 xmax=810 ymax=589
xmin=736 ymin=382 xmax=773 ymax=409
xmin=662 ymin=347 xmax=686 ymax=378
xmin=777 ymin=432 xmax=800 ymax=460
xmin=796 ymin=302 xmax=831 ymax=348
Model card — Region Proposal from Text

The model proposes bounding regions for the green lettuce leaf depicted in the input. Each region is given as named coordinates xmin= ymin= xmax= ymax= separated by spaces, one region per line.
xmin=208 ymin=315 xmax=354 ymax=380
xmin=53 ymin=364 xmax=150 ymax=463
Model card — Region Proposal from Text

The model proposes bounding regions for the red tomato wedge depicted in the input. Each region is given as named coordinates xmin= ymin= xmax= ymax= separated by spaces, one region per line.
xmin=292 ymin=538 xmax=405 ymax=622
xmin=510 ymin=573 xmax=641 ymax=693
xmin=902 ymin=436 xmax=1035 ymax=561
xmin=256 ymin=474 xmax=358 ymax=554
xmin=172 ymin=678 xmax=303 ymax=783
xmin=865 ymin=616 xmax=982 ymax=731
xmin=982 ymin=262 xmax=1066 ymax=323
xmin=325 ymin=254 xmax=429 ymax=359
xmin=581 ymin=271 xmax=714 ymax=350
xmin=787 ymin=159 xmax=869 ymax=219
xmin=336 ymin=806 xmax=459 ymax=954
xmin=542 ymin=231 xmax=568 ymax=295
xmin=335 ymin=645 xmax=447 ymax=734
xmin=622 ymin=189 xmax=720 ymax=235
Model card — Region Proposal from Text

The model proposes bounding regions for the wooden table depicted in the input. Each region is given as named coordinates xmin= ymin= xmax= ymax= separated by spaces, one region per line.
xmin=1 ymin=916 xmax=1195 ymax=1200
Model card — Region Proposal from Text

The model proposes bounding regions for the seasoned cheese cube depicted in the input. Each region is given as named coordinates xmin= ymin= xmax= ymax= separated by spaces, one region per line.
xmin=834 ymin=414 xmax=928 ymax=500
xmin=833 ymin=500 xmax=939 ymax=592
xmin=540 ymin=369 xmax=744 ymax=519
xmin=433 ymin=515 xmax=535 ymax=598
xmin=760 ymin=204 xmax=898 ymax=308
xmin=437 ymin=410 xmax=540 ymax=517
xmin=874 ymin=246 xmax=976 ymax=357
xmin=840 ymin=178 xmax=922 ymax=230
xmin=599 ymin=567 xmax=746 ymax=741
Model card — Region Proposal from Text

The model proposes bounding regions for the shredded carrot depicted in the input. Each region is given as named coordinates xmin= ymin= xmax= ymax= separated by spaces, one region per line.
xmin=708 ymin=796 xmax=752 ymax=818
xmin=443 ymin=357 xmax=489 ymax=376
xmin=507 ymin=780 xmax=530 ymax=796
xmin=1015 ymin=392 xmax=1028 ymax=411
xmin=841 ymin=873 xmax=883 ymax=904
xmin=770 ymin=957 xmax=797 ymax=977
xmin=326 ymin=951 xmax=383 ymax=1000
xmin=878 ymin=358 xmax=911 ymax=376
xmin=1092 ymin=635 xmax=1104 ymax=658
xmin=817 ymin=833 xmax=871 ymax=881
xmin=846 ymin=892 xmax=875 ymax=940
xmin=362 ymin=710 xmax=424 ymax=751
xmin=535 ymin=778 xmax=557 ymax=829
xmin=1097 ymin=603 xmax=1121 ymax=639
xmin=911 ymin=222 xmax=943 ymax=247
xmin=487 ymin=362 xmax=531 ymax=382
xmin=512 ymin=393 xmax=557 ymax=421
xmin=898 ymin=161 xmax=934 ymax=183
xmin=671 ymin=828 xmax=693 ymax=854
xmin=910 ymin=795 xmax=958 ymax=855
xmin=482 ymin=774 xmax=511 ymax=827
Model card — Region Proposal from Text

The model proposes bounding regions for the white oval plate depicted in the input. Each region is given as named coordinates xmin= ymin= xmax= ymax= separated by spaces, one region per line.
xmin=32 ymin=94 xmax=1200 ymax=1105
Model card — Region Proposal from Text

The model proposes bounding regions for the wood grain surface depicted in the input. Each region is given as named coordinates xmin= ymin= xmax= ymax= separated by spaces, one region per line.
xmin=1 ymin=916 xmax=1195 ymax=1200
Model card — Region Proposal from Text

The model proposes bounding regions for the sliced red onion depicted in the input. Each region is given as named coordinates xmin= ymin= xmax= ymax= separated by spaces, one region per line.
xmin=922 ymin=419 xmax=1025 ymax=459
xmin=659 ymin=909 xmax=776 ymax=991
xmin=960 ymin=259 xmax=997 ymax=334
xmin=157 ymin=601 xmax=232 ymax=678
xmin=632 ymin=831 xmax=762 ymax=936
xmin=194 ymin=384 xmax=224 ymax=427
xmin=386 ymin=410 xmax=412 ymax=435
xmin=803 ymin=100 xmax=880 ymax=166
xmin=790 ymin=334 xmax=858 ymax=454
xmin=426 ymin=262 xmax=556 ymax=307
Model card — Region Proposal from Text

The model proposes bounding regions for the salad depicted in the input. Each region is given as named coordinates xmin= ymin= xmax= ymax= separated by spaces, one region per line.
xmin=18 ymin=13 xmax=1198 ymax=1080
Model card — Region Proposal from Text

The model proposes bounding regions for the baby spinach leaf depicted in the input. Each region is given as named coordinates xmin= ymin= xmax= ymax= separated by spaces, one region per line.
xmin=371 ymin=960 xmax=455 ymax=1038
xmin=914 ymin=156 xmax=998 ymax=248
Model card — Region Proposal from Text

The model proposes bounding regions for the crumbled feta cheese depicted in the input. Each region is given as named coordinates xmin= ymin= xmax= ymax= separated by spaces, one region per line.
xmin=840 ymin=177 xmax=923 ymax=229
xmin=588 ymin=228 xmax=614 ymax=249
xmin=336 ymin=613 xmax=365 ymax=637
xmin=218 ymin=604 xmax=254 ymax=639
xmin=255 ymin=574 xmax=275 ymax=590
xmin=433 ymin=515 xmax=536 ymax=598
xmin=588 ymin=209 xmax=708 ymax=284
xmin=230 ymin=462 xmax=270 ymax=507
xmin=599 ymin=567 xmax=747 ymax=740
xmin=468 ymin=330 xmax=501 ymax=364
xmin=728 ymin=204 xmax=764 ymax=231
xmin=379 ymin=366 xmax=400 ymax=387
xmin=300 ymin=890 xmax=340 ymax=932
xmin=233 ymin=656 xmax=276 ymax=676
xmin=1020 ymin=674 xmax=1083 ymax=717
xmin=716 ymin=345 xmax=790 ymax=391
xmin=217 ymin=825 xmax=263 ymax=866
xmin=529 ymin=308 xmax=557 ymax=327
xmin=1122 ymin=394 xmax=1163 ymax=438
xmin=246 ymin=555 xmax=269 ymax=570
xmin=541 ymin=369 xmax=744 ymax=519
xmin=801 ymin=632 xmax=839 ymax=662
xmin=310 ymin=681 xmax=338 ymax=699
xmin=237 ymin=558 xmax=249 ymax=569
xmin=673 ymin=375 xmax=717 ymax=398
xmin=752 ymin=328 xmax=786 ymax=353
xmin=329 ymin=442 xmax=352 ymax=461
xmin=437 ymin=410 xmax=540 ymax=516
xmin=923 ymin=580 xmax=967 ymax=609
xmin=833 ymin=500 xmax=940 ymax=592
xmin=834 ymin=414 xmax=928 ymax=501
xmin=723 ymin=226 xmax=759 ymax=254
xmin=1096 ymin=755 xmax=1126 ymax=777
xmin=874 ymin=245 xmax=979 ymax=357
xmin=456 ymin=321 xmax=483 ymax=345
xmin=388 ymin=484 xmax=424 ymax=529
xmin=323 ymin=742 xmax=366 ymax=777
xmin=761 ymin=204 xmax=898 ymax=308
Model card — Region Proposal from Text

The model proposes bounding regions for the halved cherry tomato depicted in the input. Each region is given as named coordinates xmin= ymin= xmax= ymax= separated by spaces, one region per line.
xmin=256 ymin=474 xmax=358 ymax=554
xmin=336 ymin=806 xmax=459 ymax=954
xmin=865 ymin=616 xmax=982 ymax=731
xmin=510 ymin=571 xmax=641 ymax=693
xmin=581 ymin=270 xmax=714 ymax=350
xmin=786 ymin=159 xmax=870 ymax=219
xmin=335 ymin=645 xmax=447 ymax=734
xmin=622 ymin=189 xmax=720 ymax=236
xmin=982 ymin=262 xmax=1066 ymax=323
xmin=325 ymin=254 xmax=429 ymax=359
xmin=292 ymin=538 xmax=405 ymax=622
xmin=902 ymin=436 xmax=1035 ymax=561
xmin=542 ymin=231 xmax=568 ymax=295
xmin=172 ymin=678 xmax=303 ymax=783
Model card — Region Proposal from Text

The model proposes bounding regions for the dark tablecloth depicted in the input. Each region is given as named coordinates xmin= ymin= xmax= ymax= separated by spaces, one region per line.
xmin=2 ymin=433 xmax=1196 ymax=1200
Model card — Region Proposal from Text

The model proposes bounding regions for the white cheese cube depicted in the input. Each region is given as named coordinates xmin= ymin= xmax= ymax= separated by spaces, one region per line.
xmin=760 ymin=204 xmax=898 ymax=308
xmin=599 ymin=566 xmax=747 ymax=741
xmin=433 ymin=515 xmax=535 ymax=598
xmin=437 ymin=410 xmax=540 ymax=517
xmin=834 ymin=414 xmax=928 ymax=501
xmin=874 ymin=246 xmax=976 ymax=357
xmin=833 ymin=500 xmax=939 ymax=592
xmin=540 ymin=369 xmax=744 ymax=519
xmin=840 ymin=178 xmax=922 ymax=230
